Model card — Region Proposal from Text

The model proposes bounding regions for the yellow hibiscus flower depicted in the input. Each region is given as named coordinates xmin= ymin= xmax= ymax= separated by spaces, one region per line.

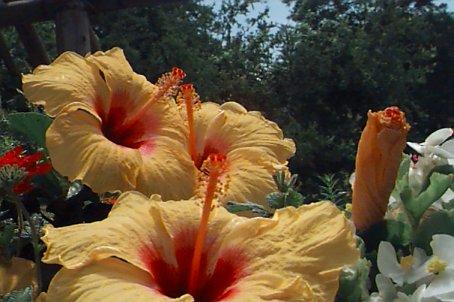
xmin=351 ymin=106 xmax=410 ymax=231
xmin=176 ymin=84 xmax=296 ymax=205
xmin=40 ymin=152 xmax=357 ymax=302
xmin=39 ymin=192 xmax=358 ymax=301
xmin=22 ymin=48 xmax=196 ymax=200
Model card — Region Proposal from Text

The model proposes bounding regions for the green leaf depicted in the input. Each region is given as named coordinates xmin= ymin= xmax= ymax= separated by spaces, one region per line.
xmin=413 ymin=209 xmax=454 ymax=253
xmin=401 ymin=172 xmax=453 ymax=222
xmin=7 ymin=112 xmax=52 ymax=149
xmin=0 ymin=224 xmax=17 ymax=260
xmin=266 ymin=192 xmax=285 ymax=209
xmin=391 ymin=154 xmax=411 ymax=201
xmin=224 ymin=201 xmax=271 ymax=217
xmin=385 ymin=217 xmax=412 ymax=247
xmin=0 ymin=287 xmax=33 ymax=302
xmin=336 ymin=258 xmax=371 ymax=302
xmin=285 ymin=189 xmax=304 ymax=207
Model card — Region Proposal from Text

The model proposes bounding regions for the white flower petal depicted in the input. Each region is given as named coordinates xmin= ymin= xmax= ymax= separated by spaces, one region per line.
xmin=431 ymin=234 xmax=454 ymax=267
xmin=375 ymin=274 xmax=398 ymax=301
xmin=441 ymin=139 xmax=454 ymax=155
xmin=407 ymin=142 xmax=425 ymax=154
xmin=426 ymin=128 xmax=453 ymax=147
xmin=440 ymin=190 xmax=454 ymax=204
xmin=425 ymin=145 xmax=454 ymax=159
xmin=423 ymin=270 xmax=454 ymax=299
xmin=377 ymin=241 xmax=405 ymax=285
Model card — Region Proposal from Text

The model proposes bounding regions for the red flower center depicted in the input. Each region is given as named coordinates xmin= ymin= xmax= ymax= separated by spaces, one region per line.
xmin=141 ymin=229 xmax=247 ymax=302
xmin=97 ymin=67 xmax=185 ymax=153
xmin=97 ymin=92 xmax=159 ymax=152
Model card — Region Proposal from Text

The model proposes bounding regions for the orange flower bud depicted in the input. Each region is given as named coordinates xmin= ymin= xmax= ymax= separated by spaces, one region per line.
xmin=352 ymin=107 xmax=410 ymax=231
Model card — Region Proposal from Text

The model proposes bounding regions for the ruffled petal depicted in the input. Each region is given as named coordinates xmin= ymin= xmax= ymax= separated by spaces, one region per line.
xmin=219 ymin=201 xmax=359 ymax=302
xmin=85 ymin=48 xmax=158 ymax=119
xmin=22 ymin=51 xmax=109 ymax=117
xmin=136 ymin=136 xmax=196 ymax=200
xmin=230 ymin=273 xmax=314 ymax=302
xmin=196 ymin=102 xmax=295 ymax=164
xmin=220 ymin=148 xmax=278 ymax=206
xmin=46 ymin=103 xmax=142 ymax=193
xmin=41 ymin=192 xmax=163 ymax=270
xmin=43 ymin=257 xmax=193 ymax=302
xmin=0 ymin=256 xmax=36 ymax=296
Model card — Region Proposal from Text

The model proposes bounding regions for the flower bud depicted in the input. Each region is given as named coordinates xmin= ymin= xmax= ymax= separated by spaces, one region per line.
xmin=352 ymin=107 xmax=410 ymax=231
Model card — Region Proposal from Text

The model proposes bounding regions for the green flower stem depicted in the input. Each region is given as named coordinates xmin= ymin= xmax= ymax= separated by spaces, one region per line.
xmin=13 ymin=195 xmax=42 ymax=294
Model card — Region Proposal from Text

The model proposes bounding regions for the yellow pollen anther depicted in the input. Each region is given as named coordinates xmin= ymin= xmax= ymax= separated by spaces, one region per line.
xmin=188 ymin=154 xmax=226 ymax=295
xmin=426 ymin=257 xmax=448 ymax=274
xmin=399 ymin=255 xmax=414 ymax=271
xmin=122 ymin=67 xmax=186 ymax=130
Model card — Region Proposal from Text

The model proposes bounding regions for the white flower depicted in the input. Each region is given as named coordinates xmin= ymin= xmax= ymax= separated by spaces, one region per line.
xmin=369 ymin=275 xmax=437 ymax=302
xmin=420 ymin=234 xmax=454 ymax=301
xmin=377 ymin=241 xmax=430 ymax=286
xmin=407 ymin=128 xmax=454 ymax=198
xmin=369 ymin=274 xmax=398 ymax=302
xmin=407 ymin=128 xmax=454 ymax=160
xmin=397 ymin=284 xmax=439 ymax=302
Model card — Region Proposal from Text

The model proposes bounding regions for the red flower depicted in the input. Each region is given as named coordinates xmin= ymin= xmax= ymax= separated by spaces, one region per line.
xmin=0 ymin=146 xmax=52 ymax=193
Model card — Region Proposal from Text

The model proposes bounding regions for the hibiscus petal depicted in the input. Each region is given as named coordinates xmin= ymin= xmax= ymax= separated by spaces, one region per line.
xmin=230 ymin=273 xmax=314 ymax=301
xmin=22 ymin=52 xmax=109 ymax=117
xmin=41 ymin=192 xmax=165 ymax=270
xmin=136 ymin=136 xmax=196 ymax=200
xmin=221 ymin=148 xmax=278 ymax=206
xmin=43 ymin=257 xmax=193 ymax=302
xmin=46 ymin=103 xmax=142 ymax=193
xmin=219 ymin=201 xmax=359 ymax=302
xmin=198 ymin=102 xmax=295 ymax=164
xmin=86 ymin=48 xmax=158 ymax=118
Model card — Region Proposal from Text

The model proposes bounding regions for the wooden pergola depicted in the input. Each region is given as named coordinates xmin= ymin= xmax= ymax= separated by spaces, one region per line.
xmin=0 ymin=0 xmax=182 ymax=76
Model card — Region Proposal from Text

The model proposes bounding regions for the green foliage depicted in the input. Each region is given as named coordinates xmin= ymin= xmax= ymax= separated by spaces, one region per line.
xmin=0 ymin=223 xmax=16 ymax=259
xmin=0 ymin=287 xmax=33 ymax=302
xmin=317 ymin=173 xmax=348 ymax=205
xmin=336 ymin=258 xmax=371 ymax=302
xmin=7 ymin=113 xmax=52 ymax=150
xmin=224 ymin=201 xmax=271 ymax=217
xmin=400 ymin=172 xmax=453 ymax=222
xmin=384 ymin=217 xmax=412 ymax=248
xmin=265 ymin=171 xmax=305 ymax=208
xmin=413 ymin=209 xmax=454 ymax=253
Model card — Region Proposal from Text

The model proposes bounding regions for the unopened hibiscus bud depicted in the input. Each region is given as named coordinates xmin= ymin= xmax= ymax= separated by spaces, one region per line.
xmin=351 ymin=107 xmax=410 ymax=231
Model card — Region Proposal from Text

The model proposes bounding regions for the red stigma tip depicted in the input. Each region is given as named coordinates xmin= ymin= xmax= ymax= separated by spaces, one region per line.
xmin=208 ymin=154 xmax=227 ymax=163
xmin=172 ymin=67 xmax=186 ymax=79
xmin=181 ymin=83 xmax=194 ymax=91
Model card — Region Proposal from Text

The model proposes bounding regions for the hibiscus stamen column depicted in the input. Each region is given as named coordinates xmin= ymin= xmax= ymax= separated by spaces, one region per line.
xmin=124 ymin=67 xmax=186 ymax=128
xmin=188 ymin=153 xmax=226 ymax=295
xmin=178 ymin=84 xmax=200 ymax=164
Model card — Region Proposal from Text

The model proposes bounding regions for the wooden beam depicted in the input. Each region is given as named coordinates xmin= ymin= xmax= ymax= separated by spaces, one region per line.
xmin=0 ymin=0 xmax=186 ymax=28
xmin=89 ymin=29 xmax=101 ymax=52
xmin=55 ymin=0 xmax=91 ymax=55
xmin=16 ymin=24 xmax=50 ymax=67
xmin=0 ymin=33 xmax=20 ymax=76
